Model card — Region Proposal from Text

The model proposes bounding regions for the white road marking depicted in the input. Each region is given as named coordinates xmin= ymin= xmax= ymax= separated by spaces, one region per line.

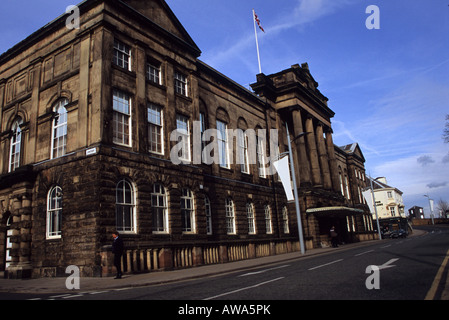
xmin=308 ymin=259 xmax=344 ymax=271
xmin=238 ymin=265 xmax=291 ymax=277
xmin=203 ymin=277 xmax=285 ymax=300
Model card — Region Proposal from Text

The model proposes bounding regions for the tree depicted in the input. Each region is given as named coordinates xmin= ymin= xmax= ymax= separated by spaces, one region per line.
xmin=436 ymin=198 xmax=449 ymax=218
xmin=444 ymin=114 xmax=449 ymax=143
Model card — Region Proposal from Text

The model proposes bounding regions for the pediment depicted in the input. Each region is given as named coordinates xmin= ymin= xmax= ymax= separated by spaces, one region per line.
xmin=120 ymin=0 xmax=201 ymax=55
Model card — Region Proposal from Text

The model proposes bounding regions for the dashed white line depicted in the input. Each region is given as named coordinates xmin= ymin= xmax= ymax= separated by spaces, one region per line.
xmin=203 ymin=277 xmax=285 ymax=300
xmin=308 ymin=259 xmax=344 ymax=271
xmin=354 ymin=250 xmax=374 ymax=257
xmin=238 ymin=265 xmax=291 ymax=277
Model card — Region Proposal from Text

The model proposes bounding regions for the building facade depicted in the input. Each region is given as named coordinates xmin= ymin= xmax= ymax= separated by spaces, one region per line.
xmin=408 ymin=206 xmax=424 ymax=219
xmin=367 ymin=177 xmax=405 ymax=220
xmin=0 ymin=0 xmax=376 ymax=279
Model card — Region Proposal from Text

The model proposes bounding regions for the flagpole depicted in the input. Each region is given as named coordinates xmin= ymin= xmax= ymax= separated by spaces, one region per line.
xmin=252 ymin=9 xmax=262 ymax=74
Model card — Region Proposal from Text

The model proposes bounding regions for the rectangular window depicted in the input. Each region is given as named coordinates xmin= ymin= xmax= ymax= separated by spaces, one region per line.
xmin=174 ymin=72 xmax=188 ymax=96
xmin=238 ymin=130 xmax=250 ymax=174
xmin=265 ymin=205 xmax=272 ymax=234
xmin=113 ymin=39 xmax=131 ymax=71
xmin=113 ymin=90 xmax=131 ymax=146
xmin=181 ymin=189 xmax=195 ymax=233
xmin=176 ymin=114 xmax=191 ymax=162
xmin=225 ymin=199 xmax=236 ymax=234
xmin=390 ymin=207 xmax=396 ymax=216
xmin=147 ymin=61 xmax=161 ymax=84
xmin=257 ymin=136 xmax=266 ymax=178
xmin=247 ymin=203 xmax=256 ymax=235
xmin=217 ymin=120 xmax=229 ymax=168
xmin=152 ymin=184 xmax=168 ymax=233
xmin=199 ymin=112 xmax=207 ymax=152
xmin=205 ymin=196 xmax=212 ymax=235
xmin=148 ymin=104 xmax=163 ymax=154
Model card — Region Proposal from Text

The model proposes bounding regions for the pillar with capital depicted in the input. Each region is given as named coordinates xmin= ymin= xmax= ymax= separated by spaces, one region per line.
xmin=305 ymin=116 xmax=322 ymax=187
xmin=325 ymin=128 xmax=341 ymax=193
xmin=316 ymin=123 xmax=332 ymax=190
xmin=291 ymin=109 xmax=312 ymax=187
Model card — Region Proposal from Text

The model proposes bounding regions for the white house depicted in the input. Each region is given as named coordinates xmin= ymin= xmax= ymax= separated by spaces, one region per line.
xmin=364 ymin=177 xmax=406 ymax=220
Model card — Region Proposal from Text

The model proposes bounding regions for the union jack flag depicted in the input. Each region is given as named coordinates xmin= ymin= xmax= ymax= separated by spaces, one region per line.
xmin=253 ymin=11 xmax=265 ymax=33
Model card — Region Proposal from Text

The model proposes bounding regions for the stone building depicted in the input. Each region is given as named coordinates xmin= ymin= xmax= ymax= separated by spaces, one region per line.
xmin=0 ymin=0 xmax=376 ymax=279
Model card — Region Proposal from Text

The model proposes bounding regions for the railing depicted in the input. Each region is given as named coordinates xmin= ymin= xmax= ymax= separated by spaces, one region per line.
xmin=108 ymin=239 xmax=300 ymax=276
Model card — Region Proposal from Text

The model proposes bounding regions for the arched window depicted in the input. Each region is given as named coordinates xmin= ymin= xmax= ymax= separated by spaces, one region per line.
xmin=264 ymin=205 xmax=272 ymax=234
xmin=51 ymin=99 xmax=68 ymax=159
xmin=9 ymin=117 xmax=23 ymax=172
xmin=181 ymin=188 xmax=195 ymax=233
xmin=116 ymin=179 xmax=136 ymax=233
xmin=151 ymin=183 xmax=168 ymax=233
xmin=47 ymin=186 xmax=63 ymax=239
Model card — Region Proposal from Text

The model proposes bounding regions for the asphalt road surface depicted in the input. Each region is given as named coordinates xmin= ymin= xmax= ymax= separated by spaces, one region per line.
xmin=11 ymin=225 xmax=447 ymax=303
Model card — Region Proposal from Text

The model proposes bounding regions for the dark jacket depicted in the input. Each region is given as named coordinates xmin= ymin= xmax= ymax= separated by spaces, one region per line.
xmin=112 ymin=236 xmax=124 ymax=256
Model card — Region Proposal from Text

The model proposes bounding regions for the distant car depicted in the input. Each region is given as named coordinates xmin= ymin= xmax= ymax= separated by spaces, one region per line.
xmin=390 ymin=229 xmax=407 ymax=239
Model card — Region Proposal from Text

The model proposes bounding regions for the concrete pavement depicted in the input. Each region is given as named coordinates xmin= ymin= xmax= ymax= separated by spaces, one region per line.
xmin=1 ymin=228 xmax=446 ymax=299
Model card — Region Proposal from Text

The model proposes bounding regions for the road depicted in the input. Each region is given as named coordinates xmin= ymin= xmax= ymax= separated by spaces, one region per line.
xmin=3 ymin=225 xmax=449 ymax=303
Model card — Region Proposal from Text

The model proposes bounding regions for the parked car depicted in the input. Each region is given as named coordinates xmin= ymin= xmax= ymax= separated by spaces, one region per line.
xmin=390 ymin=229 xmax=407 ymax=239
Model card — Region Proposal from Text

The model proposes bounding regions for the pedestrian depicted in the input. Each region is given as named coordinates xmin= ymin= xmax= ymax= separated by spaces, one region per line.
xmin=330 ymin=226 xmax=338 ymax=248
xmin=112 ymin=231 xmax=124 ymax=279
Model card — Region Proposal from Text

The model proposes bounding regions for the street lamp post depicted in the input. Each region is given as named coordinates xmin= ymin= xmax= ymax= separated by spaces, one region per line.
xmin=369 ymin=175 xmax=383 ymax=240
xmin=285 ymin=123 xmax=306 ymax=255
xmin=424 ymin=194 xmax=435 ymax=225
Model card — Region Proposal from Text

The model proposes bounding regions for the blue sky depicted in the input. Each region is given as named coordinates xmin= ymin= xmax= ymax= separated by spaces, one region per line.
xmin=1 ymin=0 xmax=448 ymax=216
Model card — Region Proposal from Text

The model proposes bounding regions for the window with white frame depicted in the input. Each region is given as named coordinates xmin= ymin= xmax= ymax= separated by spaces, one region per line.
xmin=238 ymin=130 xmax=250 ymax=174
xmin=181 ymin=188 xmax=195 ymax=233
xmin=51 ymin=99 xmax=68 ymax=159
xmin=246 ymin=203 xmax=256 ymax=234
xmin=152 ymin=183 xmax=168 ymax=233
xmin=174 ymin=72 xmax=187 ymax=96
xmin=146 ymin=61 xmax=161 ymax=84
xmin=205 ymin=195 xmax=212 ymax=235
xmin=264 ymin=205 xmax=272 ymax=234
xmin=148 ymin=104 xmax=163 ymax=154
xmin=200 ymin=112 xmax=207 ymax=153
xmin=47 ymin=186 xmax=62 ymax=239
xmin=282 ymin=206 xmax=290 ymax=234
xmin=390 ymin=206 xmax=396 ymax=216
xmin=257 ymin=135 xmax=267 ymax=178
xmin=9 ymin=117 xmax=23 ymax=172
xmin=112 ymin=90 xmax=131 ymax=146
xmin=116 ymin=179 xmax=136 ymax=233
xmin=176 ymin=114 xmax=191 ymax=162
xmin=113 ymin=39 xmax=131 ymax=71
xmin=225 ymin=198 xmax=236 ymax=234
xmin=344 ymin=174 xmax=351 ymax=200
xmin=217 ymin=120 xmax=229 ymax=168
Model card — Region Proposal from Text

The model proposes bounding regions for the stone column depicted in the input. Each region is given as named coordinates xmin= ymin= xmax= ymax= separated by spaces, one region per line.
xmin=325 ymin=129 xmax=341 ymax=193
xmin=6 ymin=194 xmax=32 ymax=279
xmin=291 ymin=109 xmax=311 ymax=187
xmin=316 ymin=123 xmax=332 ymax=190
xmin=305 ymin=116 xmax=322 ymax=187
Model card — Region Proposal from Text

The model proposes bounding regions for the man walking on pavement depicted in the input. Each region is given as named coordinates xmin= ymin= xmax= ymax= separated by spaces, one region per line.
xmin=112 ymin=231 xmax=124 ymax=279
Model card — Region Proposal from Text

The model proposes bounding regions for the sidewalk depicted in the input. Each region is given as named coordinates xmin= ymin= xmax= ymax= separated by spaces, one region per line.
xmin=0 ymin=229 xmax=435 ymax=296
